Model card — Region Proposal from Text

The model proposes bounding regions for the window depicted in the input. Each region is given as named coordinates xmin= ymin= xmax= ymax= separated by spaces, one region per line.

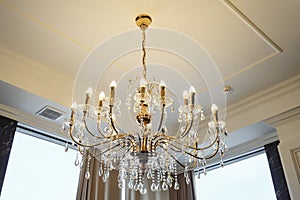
xmin=194 ymin=153 xmax=276 ymax=200
xmin=1 ymin=130 xmax=80 ymax=200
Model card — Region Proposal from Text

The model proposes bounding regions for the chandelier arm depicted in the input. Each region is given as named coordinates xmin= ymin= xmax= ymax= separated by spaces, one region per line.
xmin=100 ymin=141 xmax=127 ymax=155
xmin=180 ymin=113 xmax=194 ymax=138
xmin=96 ymin=118 xmax=107 ymax=137
xmin=158 ymin=144 xmax=185 ymax=168
xmin=151 ymin=134 xmax=175 ymax=151
xmin=173 ymin=129 xmax=220 ymax=151
xmin=83 ymin=118 xmax=107 ymax=139
xmin=109 ymin=105 xmax=119 ymax=134
xmin=157 ymin=104 xmax=166 ymax=132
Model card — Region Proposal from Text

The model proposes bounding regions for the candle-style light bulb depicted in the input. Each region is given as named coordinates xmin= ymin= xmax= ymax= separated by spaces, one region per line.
xmin=211 ymin=104 xmax=219 ymax=123
xmin=85 ymin=87 xmax=93 ymax=104
xmin=110 ymin=81 xmax=117 ymax=104
xmin=140 ymin=78 xmax=147 ymax=95
xmin=86 ymin=87 xmax=93 ymax=97
xmin=99 ymin=91 xmax=105 ymax=101
xmin=71 ymin=102 xmax=77 ymax=112
xmin=183 ymin=90 xmax=189 ymax=106
xmin=189 ymin=86 xmax=196 ymax=105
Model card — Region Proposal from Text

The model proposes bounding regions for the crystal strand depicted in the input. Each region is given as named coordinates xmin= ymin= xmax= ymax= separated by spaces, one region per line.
xmin=173 ymin=163 xmax=180 ymax=190
xmin=162 ymin=170 xmax=168 ymax=191
xmin=220 ymin=150 xmax=224 ymax=168
xmin=203 ymin=159 xmax=207 ymax=176
xmin=156 ymin=169 xmax=161 ymax=191
xmin=85 ymin=155 xmax=91 ymax=179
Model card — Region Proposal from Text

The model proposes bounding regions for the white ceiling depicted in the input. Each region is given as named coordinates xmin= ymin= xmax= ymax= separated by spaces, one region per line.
xmin=0 ymin=0 xmax=299 ymax=148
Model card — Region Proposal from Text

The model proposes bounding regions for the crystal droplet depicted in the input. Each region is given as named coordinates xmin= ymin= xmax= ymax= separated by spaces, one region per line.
xmin=60 ymin=124 xmax=65 ymax=132
xmin=197 ymin=172 xmax=201 ymax=179
xmin=80 ymin=160 xmax=84 ymax=169
xmin=98 ymin=166 xmax=103 ymax=176
xmin=204 ymin=167 xmax=207 ymax=176
xmin=64 ymin=143 xmax=69 ymax=152
xmin=140 ymin=187 xmax=147 ymax=195
xmin=174 ymin=181 xmax=180 ymax=190
xmin=85 ymin=171 xmax=90 ymax=179
xmin=147 ymin=170 xmax=152 ymax=179
xmin=102 ymin=175 xmax=107 ymax=182
xmin=138 ymin=182 xmax=143 ymax=190
xmin=162 ymin=182 xmax=168 ymax=191
xmin=185 ymin=176 xmax=190 ymax=185
xmin=118 ymin=182 xmax=124 ymax=189
xmin=74 ymin=158 xmax=80 ymax=166
xmin=157 ymin=183 xmax=161 ymax=191
xmin=167 ymin=175 xmax=172 ymax=187
xmin=133 ymin=183 xmax=139 ymax=191
xmin=128 ymin=180 xmax=134 ymax=189
xmin=151 ymin=182 xmax=156 ymax=192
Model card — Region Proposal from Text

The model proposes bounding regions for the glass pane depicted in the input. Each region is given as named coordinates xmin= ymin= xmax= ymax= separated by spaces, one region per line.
xmin=194 ymin=153 xmax=276 ymax=200
xmin=1 ymin=131 xmax=80 ymax=200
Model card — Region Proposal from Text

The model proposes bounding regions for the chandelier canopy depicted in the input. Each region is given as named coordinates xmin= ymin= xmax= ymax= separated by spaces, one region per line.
xmin=64 ymin=14 xmax=228 ymax=195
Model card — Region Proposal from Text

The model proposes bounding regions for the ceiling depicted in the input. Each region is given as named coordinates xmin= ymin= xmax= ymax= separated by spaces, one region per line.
xmin=0 ymin=0 xmax=299 ymax=151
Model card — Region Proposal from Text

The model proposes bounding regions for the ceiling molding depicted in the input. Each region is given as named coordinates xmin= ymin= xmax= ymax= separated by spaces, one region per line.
xmin=226 ymin=74 xmax=300 ymax=119
xmin=222 ymin=0 xmax=283 ymax=81
xmin=264 ymin=106 xmax=300 ymax=128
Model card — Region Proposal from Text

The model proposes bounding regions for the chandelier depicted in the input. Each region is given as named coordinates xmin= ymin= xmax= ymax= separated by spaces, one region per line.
xmin=65 ymin=14 xmax=228 ymax=195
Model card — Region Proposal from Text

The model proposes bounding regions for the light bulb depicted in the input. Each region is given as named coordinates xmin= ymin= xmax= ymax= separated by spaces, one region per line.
xmin=85 ymin=87 xmax=93 ymax=97
xmin=110 ymin=80 xmax=117 ymax=88
xmin=159 ymin=80 xmax=166 ymax=88
xmin=140 ymin=78 xmax=147 ymax=87
xmin=189 ymin=86 xmax=196 ymax=94
xmin=99 ymin=91 xmax=105 ymax=101
xmin=211 ymin=104 xmax=218 ymax=113
xmin=183 ymin=90 xmax=188 ymax=99
xmin=189 ymin=86 xmax=196 ymax=105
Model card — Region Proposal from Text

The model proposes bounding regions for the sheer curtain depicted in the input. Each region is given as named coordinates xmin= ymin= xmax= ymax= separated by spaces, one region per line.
xmin=77 ymin=153 xmax=195 ymax=200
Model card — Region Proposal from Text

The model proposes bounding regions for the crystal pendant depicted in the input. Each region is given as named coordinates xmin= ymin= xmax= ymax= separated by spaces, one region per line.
xmin=147 ymin=169 xmax=152 ymax=179
xmin=140 ymin=187 xmax=147 ymax=195
xmin=162 ymin=182 xmax=168 ymax=191
xmin=166 ymin=175 xmax=172 ymax=187
xmin=174 ymin=181 xmax=180 ymax=190
xmin=102 ymin=175 xmax=107 ymax=182
xmin=118 ymin=181 xmax=124 ymax=189
xmin=85 ymin=171 xmax=90 ymax=179
xmin=151 ymin=182 xmax=156 ymax=192
xmin=98 ymin=166 xmax=103 ymax=176
xmin=74 ymin=157 xmax=80 ymax=166
xmin=185 ymin=176 xmax=190 ymax=185
xmin=128 ymin=180 xmax=134 ymax=189
xmin=133 ymin=183 xmax=139 ymax=191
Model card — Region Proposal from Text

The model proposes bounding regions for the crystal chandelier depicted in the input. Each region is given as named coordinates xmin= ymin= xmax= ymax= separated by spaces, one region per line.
xmin=65 ymin=14 xmax=228 ymax=195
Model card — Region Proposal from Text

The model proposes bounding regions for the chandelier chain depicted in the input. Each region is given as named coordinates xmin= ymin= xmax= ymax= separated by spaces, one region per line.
xmin=141 ymin=26 xmax=147 ymax=79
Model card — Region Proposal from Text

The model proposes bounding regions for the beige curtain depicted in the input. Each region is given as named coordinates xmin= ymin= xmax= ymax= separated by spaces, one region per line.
xmin=77 ymin=155 xmax=195 ymax=200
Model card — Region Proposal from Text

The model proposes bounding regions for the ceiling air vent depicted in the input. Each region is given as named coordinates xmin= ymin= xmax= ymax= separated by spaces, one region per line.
xmin=36 ymin=106 xmax=64 ymax=121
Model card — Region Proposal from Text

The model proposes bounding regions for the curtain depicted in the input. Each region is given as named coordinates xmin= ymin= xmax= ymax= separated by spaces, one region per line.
xmin=0 ymin=115 xmax=17 ymax=195
xmin=265 ymin=141 xmax=291 ymax=200
xmin=77 ymin=153 xmax=195 ymax=200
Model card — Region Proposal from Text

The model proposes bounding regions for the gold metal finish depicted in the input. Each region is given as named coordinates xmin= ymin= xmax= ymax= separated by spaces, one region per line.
xmin=135 ymin=14 xmax=152 ymax=28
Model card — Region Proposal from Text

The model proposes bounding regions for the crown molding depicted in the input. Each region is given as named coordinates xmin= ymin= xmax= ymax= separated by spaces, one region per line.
xmin=264 ymin=106 xmax=300 ymax=127
xmin=226 ymin=74 xmax=300 ymax=124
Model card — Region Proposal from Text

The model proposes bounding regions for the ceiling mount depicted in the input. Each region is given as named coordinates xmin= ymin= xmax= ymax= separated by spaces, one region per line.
xmin=135 ymin=14 xmax=152 ymax=28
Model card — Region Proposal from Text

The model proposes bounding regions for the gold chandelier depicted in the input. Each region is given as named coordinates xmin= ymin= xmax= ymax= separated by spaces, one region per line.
xmin=64 ymin=14 xmax=228 ymax=194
